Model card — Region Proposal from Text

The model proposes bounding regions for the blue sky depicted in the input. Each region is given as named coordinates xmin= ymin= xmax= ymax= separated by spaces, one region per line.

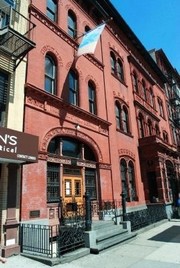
xmin=110 ymin=0 xmax=180 ymax=72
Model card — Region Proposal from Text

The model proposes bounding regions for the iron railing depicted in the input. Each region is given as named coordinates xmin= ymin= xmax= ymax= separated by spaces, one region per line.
xmin=20 ymin=224 xmax=59 ymax=258
xmin=20 ymin=196 xmax=169 ymax=258
xmin=0 ymin=5 xmax=36 ymax=58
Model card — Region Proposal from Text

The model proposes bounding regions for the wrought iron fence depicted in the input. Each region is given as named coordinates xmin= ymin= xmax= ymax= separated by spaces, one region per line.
xmin=126 ymin=203 xmax=167 ymax=231
xmin=58 ymin=225 xmax=85 ymax=255
xmin=20 ymin=224 xmax=59 ymax=258
xmin=20 ymin=199 xmax=168 ymax=258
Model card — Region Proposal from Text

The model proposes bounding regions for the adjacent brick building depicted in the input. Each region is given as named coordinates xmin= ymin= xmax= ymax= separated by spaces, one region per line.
xmin=0 ymin=0 xmax=38 ymax=257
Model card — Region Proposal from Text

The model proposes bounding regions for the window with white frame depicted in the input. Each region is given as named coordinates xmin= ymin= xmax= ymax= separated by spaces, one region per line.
xmin=46 ymin=0 xmax=57 ymax=22
xmin=45 ymin=54 xmax=56 ymax=94
xmin=110 ymin=51 xmax=124 ymax=82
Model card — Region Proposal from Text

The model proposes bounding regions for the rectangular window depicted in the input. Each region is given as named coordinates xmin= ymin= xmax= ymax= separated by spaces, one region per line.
xmin=46 ymin=0 xmax=57 ymax=22
xmin=75 ymin=180 xmax=81 ymax=197
xmin=47 ymin=163 xmax=60 ymax=203
xmin=0 ymin=10 xmax=10 ymax=28
xmin=68 ymin=71 xmax=78 ymax=105
xmin=0 ymin=71 xmax=8 ymax=124
xmin=65 ymin=179 xmax=72 ymax=196
xmin=88 ymin=85 xmax=96 ymax=114
xmin=85 ymin=168 xmax=97 ymax=200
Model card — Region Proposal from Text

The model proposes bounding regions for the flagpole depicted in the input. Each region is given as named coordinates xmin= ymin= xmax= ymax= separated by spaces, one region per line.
xmin=99 ymin=32 xmax=115 ymax=202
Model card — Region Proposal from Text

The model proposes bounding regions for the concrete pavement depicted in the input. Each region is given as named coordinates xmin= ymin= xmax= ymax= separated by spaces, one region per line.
xmin=3 ymin=219 xmax=180 ymax=268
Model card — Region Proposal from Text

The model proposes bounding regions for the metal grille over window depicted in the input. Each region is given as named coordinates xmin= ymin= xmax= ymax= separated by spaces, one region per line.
xmin=47 ymin=163 xmax=60 ymax=203
xmin=0 ymin=71 xmax=8 ymax=123
xmin=85 ymin=168 xmax=97 ymax=200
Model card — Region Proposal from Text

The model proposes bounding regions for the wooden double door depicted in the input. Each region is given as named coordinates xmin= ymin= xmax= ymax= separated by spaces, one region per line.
xmin=63 ymin=175 xmax=84 ymax=206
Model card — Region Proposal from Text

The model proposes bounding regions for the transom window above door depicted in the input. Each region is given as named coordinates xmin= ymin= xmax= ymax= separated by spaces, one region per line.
xmin=47 ymin=136 xmax=96 ymax=161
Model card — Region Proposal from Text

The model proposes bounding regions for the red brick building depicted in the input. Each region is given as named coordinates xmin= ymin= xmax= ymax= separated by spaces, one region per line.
xmin=21 ymin=0 xmax=180 ymax=228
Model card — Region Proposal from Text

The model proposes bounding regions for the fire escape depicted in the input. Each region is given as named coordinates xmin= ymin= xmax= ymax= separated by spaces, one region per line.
xmin=0 ymin=1 xmax=36 ymax=69
xmin=170 ymin=82 xmax=180 ymax=128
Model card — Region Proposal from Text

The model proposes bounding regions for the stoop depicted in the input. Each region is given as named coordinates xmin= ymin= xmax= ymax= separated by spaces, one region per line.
xmin=85 ymin=220 xmax=136 ymax=254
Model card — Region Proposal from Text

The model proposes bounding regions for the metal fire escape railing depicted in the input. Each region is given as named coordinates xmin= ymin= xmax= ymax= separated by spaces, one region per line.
xmin=170 ymin=84 xmax=180 ymax=127
xmin=0 ymin=5 xmax=36 ymax=69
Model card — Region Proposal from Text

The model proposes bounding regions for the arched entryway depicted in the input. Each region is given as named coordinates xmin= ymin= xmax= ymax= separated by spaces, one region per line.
xmin=46 ymin=135 xmax=99 ymax=222
xmin=166 ymin=160 xmax=178 ymax=204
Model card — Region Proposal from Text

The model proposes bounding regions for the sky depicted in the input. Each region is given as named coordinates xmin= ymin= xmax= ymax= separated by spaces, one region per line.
xmin=110 ymin=0 xmax=180 ymax=72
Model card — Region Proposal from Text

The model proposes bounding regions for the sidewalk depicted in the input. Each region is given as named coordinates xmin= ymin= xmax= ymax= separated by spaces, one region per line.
xmin=4 ymin=219 xmax=180 ymax=268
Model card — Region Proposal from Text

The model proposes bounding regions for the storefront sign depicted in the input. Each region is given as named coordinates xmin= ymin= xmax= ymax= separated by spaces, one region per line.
xmin=0 ymin=127 xmax=38 ymax=163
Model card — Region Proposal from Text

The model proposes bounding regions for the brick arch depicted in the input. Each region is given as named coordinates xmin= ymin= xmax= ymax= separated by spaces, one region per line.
xmin=82 ymin=21 xmax=91 ymax=29
xmin=66 ymin=62 xmax=83 ymax=81
xmin=41 ymin=127 xmax=103 ymax=162
xmin=40 ymin=45 xmax=63 ymax=66
xmin=65 ymin=4 xmax=80 ymax=30
xmin=85 ymin=75 xmax=100 ymax=93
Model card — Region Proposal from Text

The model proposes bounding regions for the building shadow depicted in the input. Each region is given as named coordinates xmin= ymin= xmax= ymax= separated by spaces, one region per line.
xmin=148 ymin=226 xmax=180 ymax=243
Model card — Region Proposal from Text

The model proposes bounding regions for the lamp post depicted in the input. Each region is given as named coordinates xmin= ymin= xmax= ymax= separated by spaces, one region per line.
xmin=84 ymin=192 xmax=92 ymax=231
xmin=121 ymin=191 xmax=127 ymax=221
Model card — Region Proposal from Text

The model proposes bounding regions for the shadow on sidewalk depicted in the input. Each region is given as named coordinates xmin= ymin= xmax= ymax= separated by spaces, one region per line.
xmin=149 ymin=226 xmax=180 ymax=243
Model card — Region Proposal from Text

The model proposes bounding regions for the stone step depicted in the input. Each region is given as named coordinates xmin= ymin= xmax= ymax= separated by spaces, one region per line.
xmin=96 ymin=226 xmax=128 ymax=242
xmin=89 ymin=220 xmax=136 ymax=254
xmin=91 ymin=232 xmax=136 ymax=253
xmin=92 ymin=220 xmax=116 ymax=230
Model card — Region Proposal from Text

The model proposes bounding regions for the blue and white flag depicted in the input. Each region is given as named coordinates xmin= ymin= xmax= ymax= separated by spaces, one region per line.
xmin=77 ymin=23 xmax=106 ymax=57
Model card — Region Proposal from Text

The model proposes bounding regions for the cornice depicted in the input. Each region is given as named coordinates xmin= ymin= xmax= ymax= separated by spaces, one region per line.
xmin=25 ymin=83 xmax=111 ymax=134
xmin=30 ymin=4 xmax=77 ymax=49
xmin=134 ymin=97 xmax=160 ymax=122
xmin=29 ymin=4 xmax=104 ymax=71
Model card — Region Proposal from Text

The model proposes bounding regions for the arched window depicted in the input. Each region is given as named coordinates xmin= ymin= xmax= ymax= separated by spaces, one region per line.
xmin=157 ymin=97 xmax=164 ymax=117
xmin=166 ymin=160 xmax=175 ymax=203
xmin=68 ymin=10 xmax=77 ymax=38
xmin=128 ymin=161 xmax=137 ymax=201
xmin=121 ymin=106 xmax=129 ymax=133
xmin=85 ymin=25 xmax=91 ymax=33
xmin=68 ymin=69 xmax=79 ymax=105
xmin=115 ymin=101 xmax=121 ymax=129
xmin=110 ymin=52 xmax=116 ymax=75
xmin=45 ymin=55 xmax=56 ymax=94
xmin=116 ymin=59 xmax=124 ymax=81
xmin=120 ymin=159 xmax=137 ymax=202
xmin=149 ymin=87 xmax=154 ymax=107
xmin=132 ymin=71 xmax=139 ymax=93
xmin=163 ymin=131 xmax=169 ymax=143
xmin=155 ymin=124 xmax=160 ymax=137
xmin=138 ymin=113 xmax=145 ymax=138
xmin=88 ymin=81 xmax=97 ymax=115
xmin=110 ymin=51 xmax=124 ymax=82
xmin=147 ymin=119 xmax=153 ymax=136
xmin=142 ymin=80 xmax=147 ymax=100
xmin=62 ymin=138 xmax=81 ymax=158
xmin=115 ymin=101 xmax=130 ymax=134
xmin=120 ymin=159 xmax=128 ymax=199
xmin=47 ymin=136 xmax=96 ymax=161
xmin=46 ymin=0 xmax=57 ymax=22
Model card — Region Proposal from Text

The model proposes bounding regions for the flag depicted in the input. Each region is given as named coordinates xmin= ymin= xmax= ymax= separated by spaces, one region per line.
xmin=77 ymin=23 xmax=106 ymax=57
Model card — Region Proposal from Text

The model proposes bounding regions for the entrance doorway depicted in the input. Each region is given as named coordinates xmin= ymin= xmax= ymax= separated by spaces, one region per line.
xmin=63 ymin=175 xmax=84 ymax=205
